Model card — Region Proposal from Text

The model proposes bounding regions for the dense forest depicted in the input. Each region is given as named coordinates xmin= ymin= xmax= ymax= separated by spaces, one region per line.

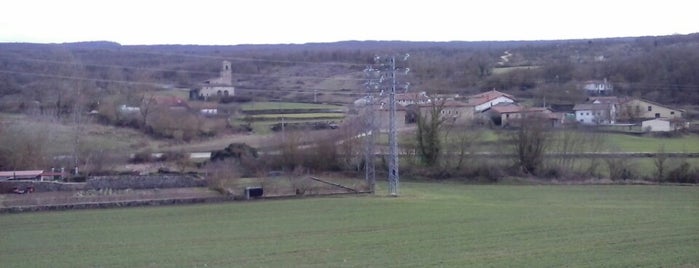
xmin=1 ymin=33 xmax=698 ymax=116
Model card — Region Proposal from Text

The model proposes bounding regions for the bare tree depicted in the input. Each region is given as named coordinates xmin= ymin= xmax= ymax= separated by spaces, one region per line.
xmin=139 ymin=93 xmax=157 ymax=130
xmin=306 ymin=132 xmax=339 ymax=172
xmin=550 ymin=127 xmax=604 ymax=176
xmin=605 ymin=156 xmax=634 ymax=181
xmin=82 ymin=147 xmax=127 ymax=176
xmin=277 ymin=130 xmax=303 ymax=170
xmin=510 ymin=114 xmax=550 ymax=175
xmin=336 ymin=116 xmax=364 ymax=172
xmin=416 ymin=100 xmax=448 ymax=166
xmin=204 ymin=158 xmax=241 ymax=194
xmin=619 ymin=103 xmax=643 ymax=123
xmin=447 ymin=126 xmax=484 ymax=171
xmin=653 ymin=145 xmax=668 ymax=182
xmin=0 ymin=123 xmax=49 ymax=170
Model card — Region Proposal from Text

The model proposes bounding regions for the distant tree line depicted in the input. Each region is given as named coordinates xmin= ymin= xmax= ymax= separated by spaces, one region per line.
xmin=2 ymin=34 xmax=698 ymax=112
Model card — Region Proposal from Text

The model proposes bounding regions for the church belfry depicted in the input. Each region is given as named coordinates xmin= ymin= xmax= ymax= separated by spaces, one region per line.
xmin=220 ymin=60 xmax=232 ymax=85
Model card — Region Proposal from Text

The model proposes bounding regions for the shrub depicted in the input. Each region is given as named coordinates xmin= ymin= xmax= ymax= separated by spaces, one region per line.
xmin=131 ymin=150 xmax=153 ymax=163
xmin=204 ymin=159 xmax=241 ymax=195
xmin=605 ymin=158 xmax=636 ymax=181
xmin=666 ymin=162 xmax=696 ymax=183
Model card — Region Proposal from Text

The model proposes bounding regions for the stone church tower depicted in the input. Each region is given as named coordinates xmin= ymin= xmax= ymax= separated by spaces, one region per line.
xmin=220 ymin=60 xmax=232 ymax=85
xmin=190 ymin=60 xmax=235 ymax=100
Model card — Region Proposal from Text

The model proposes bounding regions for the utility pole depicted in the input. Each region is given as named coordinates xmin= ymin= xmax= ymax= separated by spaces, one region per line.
xmin=364 ymin=54 xmax=409 ymax=196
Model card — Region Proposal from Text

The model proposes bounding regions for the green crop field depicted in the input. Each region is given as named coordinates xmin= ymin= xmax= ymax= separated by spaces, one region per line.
xmin=240 ymin=102 xmax=345 ymax=111
xmin=252 ymin=113 xmax=345 ymax=120
xmin=1 ymin=183 xmax=697 ymax=267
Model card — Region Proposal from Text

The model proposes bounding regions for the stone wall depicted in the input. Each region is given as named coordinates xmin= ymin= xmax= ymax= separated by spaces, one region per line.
xmin=87 ymin=174 xmax=206 ymax=190
xmin=0 ymin=196 xmax=230 ymax=213
xmin=0 ymin=181 xmax=85 ymax=193
xmin=0 ymin=174 xmax=205 ymax=193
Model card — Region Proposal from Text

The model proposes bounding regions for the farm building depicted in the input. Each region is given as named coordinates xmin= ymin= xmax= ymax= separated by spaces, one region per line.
xmin=0 ymin=170 xmax=64 ymax=181
xmin=641 ymin=118 xmax=685 ymax=132
xmin=490 ymin=103 xmax=560 ymax=127
xmin=467 ymin=89 xmax=516 ymax=112
xmin=619 ymin=98 xmax=683 ymax=121
xmin=408 ymin=100 xmax=474 ymax=125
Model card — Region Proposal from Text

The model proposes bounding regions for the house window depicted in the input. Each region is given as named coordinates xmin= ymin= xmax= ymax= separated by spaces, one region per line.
xmin=648 ymin=106 xmax=652 ymax=112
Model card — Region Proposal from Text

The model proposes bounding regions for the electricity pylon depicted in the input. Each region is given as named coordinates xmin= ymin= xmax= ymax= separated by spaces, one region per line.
xmin=364 ymin=54 xmax=409 ymax=196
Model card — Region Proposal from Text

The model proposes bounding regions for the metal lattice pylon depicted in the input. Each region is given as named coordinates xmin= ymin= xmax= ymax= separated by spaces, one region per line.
xmin=364 ymin=54 xmax=409 ymax=196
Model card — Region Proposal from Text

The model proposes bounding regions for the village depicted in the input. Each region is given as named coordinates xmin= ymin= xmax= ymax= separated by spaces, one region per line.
xmin=0 ymin=58 xmax=693 ymax=184
xmin=1 ymin=1 xmax=698 ymax=264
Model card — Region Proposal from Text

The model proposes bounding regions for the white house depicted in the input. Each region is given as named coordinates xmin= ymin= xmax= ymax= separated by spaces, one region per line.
xmin=573 ymin=103 xmax=616 ymax=124
xmin=200 ymin=108 xmax=218 ymax=116
xmin=118 ymin=104 xmax=140 ymax=114
xmin=581 ymin=79 xmax=613 ymax=95
xmin=467 ymin=89 xmax=516 ymax=112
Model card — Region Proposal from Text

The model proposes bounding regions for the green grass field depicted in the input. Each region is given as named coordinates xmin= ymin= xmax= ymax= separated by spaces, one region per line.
xmin=429 ymin=129 xmax=699 ymax=154
xmin=602 ymin=133 xmax=699 ymax=152
xmin=491 ymin=66 xmax=540 ymax=75
xmin=1 ymin=183 xmax=697 ymax=267
xmin=251 ymin=113 xmax=345 ymax=120
xmin=240 ymin=102 xmax=345 ymax=111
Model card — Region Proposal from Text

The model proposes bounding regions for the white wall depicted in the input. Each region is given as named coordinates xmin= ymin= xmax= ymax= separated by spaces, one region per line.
xmin=642 ymin=119 xmax=671 ymax=132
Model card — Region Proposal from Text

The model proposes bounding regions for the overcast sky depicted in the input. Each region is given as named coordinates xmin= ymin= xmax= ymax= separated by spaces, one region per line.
xmin=1 ymin=0 xmax=697 ymax=45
